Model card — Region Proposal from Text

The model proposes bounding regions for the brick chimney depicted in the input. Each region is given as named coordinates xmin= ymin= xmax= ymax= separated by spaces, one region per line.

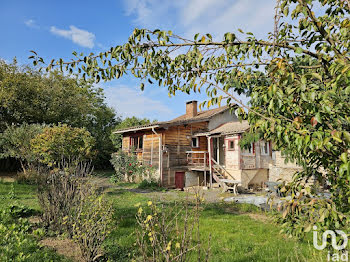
xmin=186 ymin=100 xmax=198 ymax=118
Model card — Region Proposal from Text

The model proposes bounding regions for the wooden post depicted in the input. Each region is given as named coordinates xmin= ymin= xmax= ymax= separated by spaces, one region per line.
xmin=208 ymin=136 xmax=213 ymax=188
xmin=204 ymin=152 xmax=207 ymax=187
xmin=217 ymin=137 xmax=220 ymax=165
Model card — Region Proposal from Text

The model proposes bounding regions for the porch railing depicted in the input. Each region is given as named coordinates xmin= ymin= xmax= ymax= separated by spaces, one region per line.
xmin=186 ymin=151 xmax=209 ymax=167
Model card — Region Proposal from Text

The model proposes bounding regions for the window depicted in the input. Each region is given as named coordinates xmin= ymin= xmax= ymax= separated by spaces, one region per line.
xmin=260 ymin=141 xmax=270 ymax=155
xmin=228 ymin=140 xmax=235 ymax=151
xmin=131 ymin=136 xmax=143 ymax=151
xmin=192 ymin=137 xmax=199 ymax=148
xmin=242 ymin=143 xmax=254 ymax=155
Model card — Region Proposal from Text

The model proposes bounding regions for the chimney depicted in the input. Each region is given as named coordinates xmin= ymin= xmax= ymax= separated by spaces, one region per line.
xmin=186 ymin=100 xmax=198 ymax=118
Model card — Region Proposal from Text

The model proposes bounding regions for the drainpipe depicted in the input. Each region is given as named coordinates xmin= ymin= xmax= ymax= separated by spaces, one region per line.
xmin=152 ymin=127 xmax=162 ymax=186
xmin=207 ymin=136 xmax=213 ymax=188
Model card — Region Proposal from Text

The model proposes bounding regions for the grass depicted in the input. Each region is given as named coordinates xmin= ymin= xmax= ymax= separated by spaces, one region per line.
xmin=0 ymin=180 xmax=39 ymax=210
xmin=0 ymin=179 xmax=327 ymax=261
xmin=105 ymin=186 xmax=326 ymax=262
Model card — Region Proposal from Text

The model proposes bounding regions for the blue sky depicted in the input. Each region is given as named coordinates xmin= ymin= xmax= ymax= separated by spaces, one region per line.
xmin=0 ymin=0 xmax=276 ymax=121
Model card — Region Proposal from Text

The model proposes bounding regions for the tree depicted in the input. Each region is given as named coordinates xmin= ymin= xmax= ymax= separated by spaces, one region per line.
xmin=0 ymin=123 xmax=44 ymax=172
xmin=32 ymin=0 xmax=350 ymax=235
xmin=31 ymin=124 xmax=95 ymax=166
xmin=111 ymin=116 xmax=153 ymax=150
xmin=0 ymin=59 xmax=117 ymax=167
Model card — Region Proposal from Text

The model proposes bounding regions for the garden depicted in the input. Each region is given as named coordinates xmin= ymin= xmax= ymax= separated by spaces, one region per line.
xmin=1 ymin=0 xmax=349 ymax=261
xmin=0 ymin=176 xmax=326 ymax=262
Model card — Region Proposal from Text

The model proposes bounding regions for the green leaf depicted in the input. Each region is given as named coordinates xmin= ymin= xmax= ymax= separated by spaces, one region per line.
xmin=340 ymin=153 xmax=348 ymax=163
xmin=295 ymin=47 xmax=303 ymax=54
xmin=315 ymin=113 xmax=322 ymax=123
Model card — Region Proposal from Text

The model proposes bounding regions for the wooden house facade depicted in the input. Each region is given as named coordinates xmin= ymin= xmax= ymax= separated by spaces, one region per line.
xmin=115 ymin=101 xmax=273 ymax=190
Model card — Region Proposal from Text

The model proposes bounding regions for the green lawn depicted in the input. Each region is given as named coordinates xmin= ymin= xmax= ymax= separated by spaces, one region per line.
xmin=0 ymin=180 xmax=326 ymax=262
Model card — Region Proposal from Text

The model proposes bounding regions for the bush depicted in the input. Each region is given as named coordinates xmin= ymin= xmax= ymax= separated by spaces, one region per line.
xmin=134 ymin=192 xmax=211 ymax=261
xmin=0 ymin=204 xmax=67 ymax=262
xmin=110 ymin=150 xmax=156 ymax=183
xmin=37 ymin=162 xmax=93 ymax=232
xmin=0 ymin=123 xmax=44 ymax=172
xmin=37 ymin=161 xmax=113 ymax=261
xmin=138 ymin=179 xmax=164 ymax=191
xmin=31 ymin=124 xmax=95 ymax=166
xmin=71 ymin=193 xmax=113 ymax=261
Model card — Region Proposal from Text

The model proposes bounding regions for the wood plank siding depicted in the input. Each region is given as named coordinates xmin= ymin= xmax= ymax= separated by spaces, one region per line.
xmin=121 ymin=122 xmax=209 ymax=187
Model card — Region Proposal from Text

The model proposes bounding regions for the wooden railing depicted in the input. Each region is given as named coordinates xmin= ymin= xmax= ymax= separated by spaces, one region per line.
xmin=186 ymin=151 xmax=209 ymax=167
xmin=211 ymin=158 xmax=236 ymax=180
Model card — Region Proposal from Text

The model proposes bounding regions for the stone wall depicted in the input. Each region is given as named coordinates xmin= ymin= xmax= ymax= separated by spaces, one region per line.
xmin=268 ymin=151 xmax=302 ymax=183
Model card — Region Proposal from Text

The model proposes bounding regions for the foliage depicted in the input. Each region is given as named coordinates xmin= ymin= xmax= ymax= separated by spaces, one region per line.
xmin=37 ymin=162 xmax=112 ymax=261
xmin=0 ymin=59 xmax=117 ymax=168
xmin=134 ymin=193 xmax=211 ymax=262
xmin=34 ymin=0 xmax=350 ymax=236
xmin=138 ymin=179 xmax=165 ymax=191
xmin=71 ymin=193 xmax=113 ymax=262
xmin=37 ymin=162 xmax=93 ymax=231
xmin=31 ymin=124 xmax=95 ymax=166
xmin=0 ymin=204 xmax=68 ymax=262
xmin=110 ymin=150 xmax=156 ymax=183
xmin=0 ymin=181 xmax=326 ymax=261
xmin=111 ymin=116 xmax=153 ymax=150
xmin=0 ymin=123 xmax=44 ymax=171
xmin=238 ymin=132 xmax=261 ymax=149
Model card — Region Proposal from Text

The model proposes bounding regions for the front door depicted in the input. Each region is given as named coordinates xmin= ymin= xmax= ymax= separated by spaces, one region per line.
xmin=175 ymin=172 xmax=185 ymax=189
xmin=212 ymin=137 xmax=225 ymax=166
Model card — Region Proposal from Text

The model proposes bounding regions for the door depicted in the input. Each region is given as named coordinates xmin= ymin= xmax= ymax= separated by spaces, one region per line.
xmin=219 ymin=137 xmax=225 ymax=166
xmin=212 ymin=137 xmax=225 ymax=166
xmin=175 ymin=172 xmax=185 ymax=189
xmin=212 ymin=138 xmax=218 ymax=162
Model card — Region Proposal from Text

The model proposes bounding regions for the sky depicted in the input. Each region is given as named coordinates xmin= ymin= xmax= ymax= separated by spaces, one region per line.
xmin=0 ymin=0 xmax=276 ymax=121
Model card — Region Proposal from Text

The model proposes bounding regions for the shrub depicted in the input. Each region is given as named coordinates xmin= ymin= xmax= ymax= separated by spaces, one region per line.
xmin=71 ymin=193 xmax=113 ymax=261
xmin=138 ymin=179 xmax=164 ymax=191
xmin=37 ymin=161 xmax=113 ymax=261
xmin=134 ymin=192 xmax=211 ymax=261
xmin=31 ymin=124 xmax=95 ymax=166
xmin=110 ymin=150 xmax=156 ymax=183
xmin=0 ymin=204 xmax=67 ymax=262
xmin=37 ymin=162 xmax=93 ymax=233
xmin=0 ymin=123 xmax=44 ymax=172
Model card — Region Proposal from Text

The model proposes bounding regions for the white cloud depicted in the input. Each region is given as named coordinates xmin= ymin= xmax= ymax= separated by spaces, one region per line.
xmin=50 ymin=25 xmax=95 ymax=48
xmin=123 ymin=0 xmax=276 ymax=40
xmin=103 ymin=85 xmax=173 ymax=120
xmin=24 ymin=19 xmax=39 ymax=29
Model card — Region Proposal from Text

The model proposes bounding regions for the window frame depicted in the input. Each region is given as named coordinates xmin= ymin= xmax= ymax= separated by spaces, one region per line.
xmin=227 ymin=139 xmax=236 ymax=151
xmin=241 ymin=142 xmax=255 ymax=156
xmin=191 ymin=137 xmax=199 ymax=148
xmin=130 ymin=135 xmax=144 ymax=151
xmin=260 ymin=141 xmax=270 ymax=156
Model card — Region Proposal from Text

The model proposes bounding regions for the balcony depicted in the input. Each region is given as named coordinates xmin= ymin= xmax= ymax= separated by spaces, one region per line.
xmin=186 ymin=151 xmax=210 ymax=171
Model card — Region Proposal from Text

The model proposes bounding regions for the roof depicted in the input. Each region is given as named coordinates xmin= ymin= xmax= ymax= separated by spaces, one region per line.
xmin=114 ymin=106 xmax=229 ymax=134
xmin=194 ymin=121 xmax=250 ymax=136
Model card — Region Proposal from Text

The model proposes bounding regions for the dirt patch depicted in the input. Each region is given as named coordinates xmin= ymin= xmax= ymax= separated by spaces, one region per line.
xmin=40 ymin=238 xmax=83 ymax=262
xmin=247 ymin=213 xmax=271 ymax=223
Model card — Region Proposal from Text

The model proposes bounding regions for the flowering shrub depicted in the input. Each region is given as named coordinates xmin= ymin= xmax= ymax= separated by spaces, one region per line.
xmin=134 ymin=192 xmax=210 ymax=261
xmin=110 ymin=150 xmax=156 ymax=183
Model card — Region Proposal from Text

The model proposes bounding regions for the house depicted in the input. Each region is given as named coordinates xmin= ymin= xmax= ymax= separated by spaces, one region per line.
xmin=115 ymin=100 xmax=277 ymax=191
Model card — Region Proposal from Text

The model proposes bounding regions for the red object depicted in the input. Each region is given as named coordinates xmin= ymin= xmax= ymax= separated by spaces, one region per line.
xmin=175 ymin=172 xmax=185 ymax=189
